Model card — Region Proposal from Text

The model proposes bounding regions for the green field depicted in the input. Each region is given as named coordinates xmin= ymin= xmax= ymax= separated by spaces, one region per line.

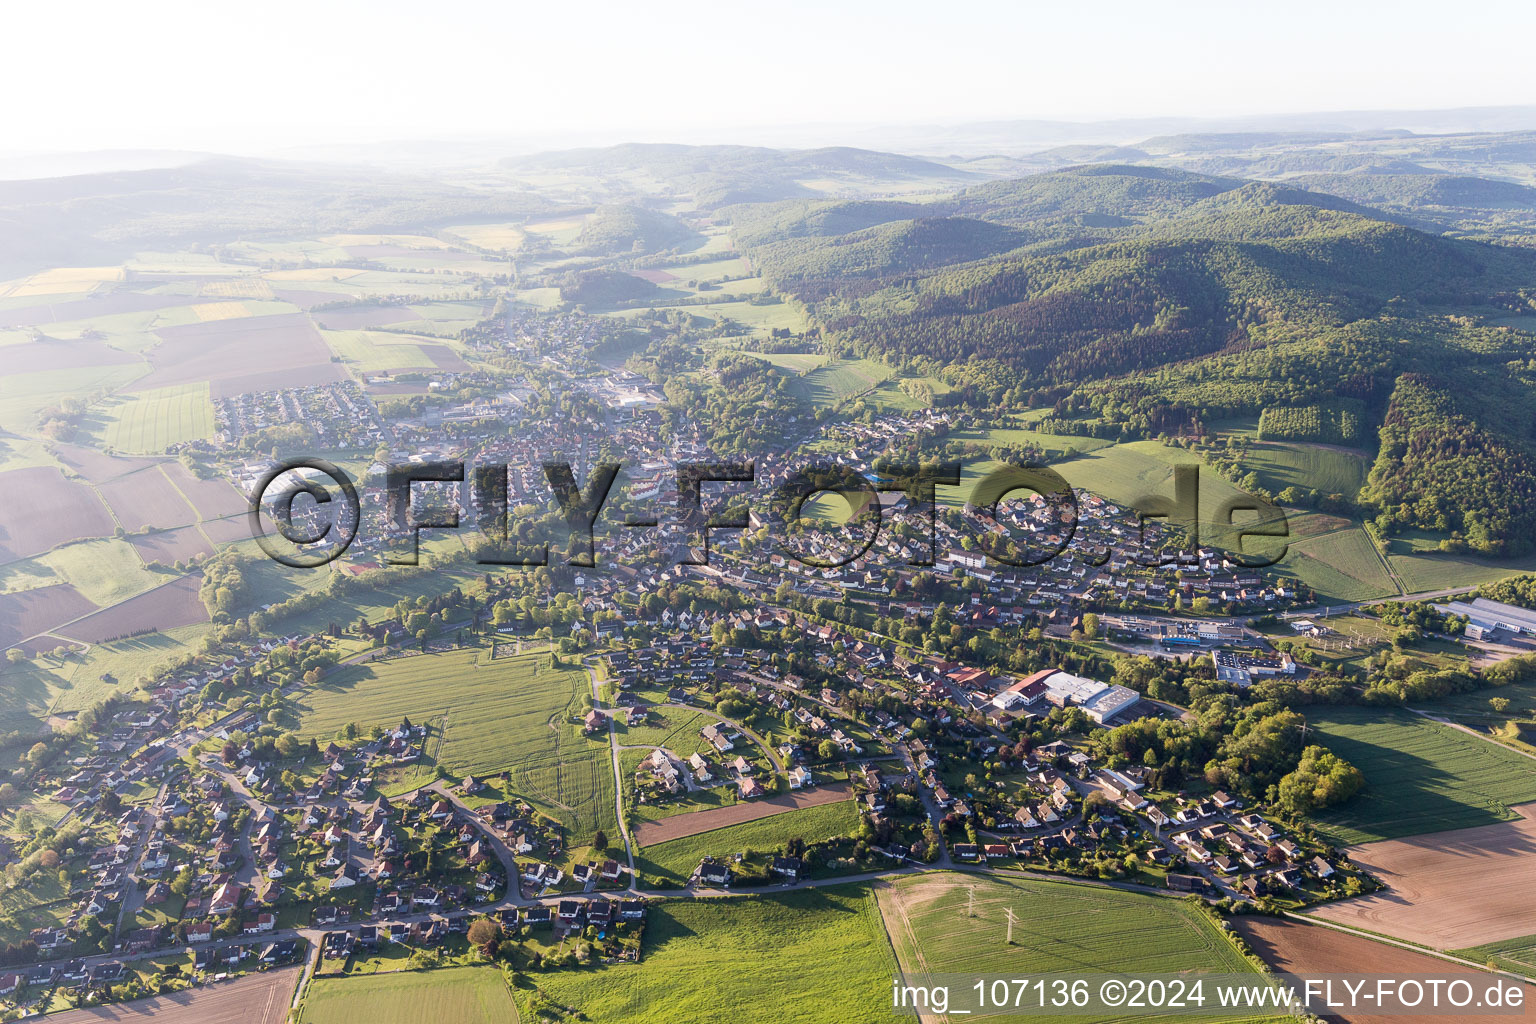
xmin=294 ymin=649 xmax=616 ymax=841
xmin=322 ymin=329 xmax=438 ymax=371
xmin=302 ymin=966 xmax=518 ymax=1024
xmin=514 ymin=886 xmax=898 ymax=1024
xmin=1236 ymin=441 xmax=1369 ymax=500
xmin=635 ymin=798 xmax=859 ymax=884
xmin=879 ymin=872 xmax=1280 ymax=1023
xmin=864 ymin=375 xmax=952 ymax=412
xmin=787 ymin=358 xmax=894 ymax=407
xmin=92 ymin=382 xmax=214 ymax=453
xmin=1453 ymin=932 xmax=1536 ymax=976
xmin=38 ymin=537 xmax=160 ymax=607
xmin=1302 ymin=706 xmax=1536 ymax=845
xmin=1279 ymin=525 xmax=1399 ymax=604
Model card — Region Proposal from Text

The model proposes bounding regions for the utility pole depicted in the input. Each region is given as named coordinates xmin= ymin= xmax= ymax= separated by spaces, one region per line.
xmin=1005 ymin=907 xmax=1016 ymax=945
xmin=967 ymin=885 xmax=976 ymax=918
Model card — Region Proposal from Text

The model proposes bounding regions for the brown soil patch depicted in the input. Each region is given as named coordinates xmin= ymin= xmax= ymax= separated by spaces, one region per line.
xmin=58 ymin=572 xmax=207 ymax=642
xmin=133 ymin=312 xmax=345 ymax=397
xmin=95 ymin=465 xmax=198 ymax=532
xmin=311 ymin=304 xmax=415 ymax=330
xmin=1305 ymin=802 xmax=1536 ymax=948
xmin=1 ymin=338 xmax=140 ymax=373
xmin=1232 ymin=916 xmax=1536 ymax=1023
xmin=129 ymin=525 xmax=215 ymax=564
xmin=160 ymin=462 xmax=247 ymax=520
xmin=0 ymin=584 xmax=97 ymax=649
xmin=0 ymin=466 xmax=116 ymax=561
xmin=45 ymin=966 xmax=301 ymax=1024
xmin=635 ymin=781 xmax=852 ymax=846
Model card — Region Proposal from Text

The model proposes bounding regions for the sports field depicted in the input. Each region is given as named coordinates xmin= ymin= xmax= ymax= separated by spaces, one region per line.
xmin=293 ymin=649 xmax=616 ymax=841
xmin=94 ymin=382 xmax=215 ymax=453
xmin=302 ymin=966 xmax=517 ymax=1024
xmin=515 ymin=886 xmax=898 ymax=1024
xmin=878 ymin=872 xmax=1280 ymax=1023
xmin=1301 ymin=706 xmax=1536 ymax=845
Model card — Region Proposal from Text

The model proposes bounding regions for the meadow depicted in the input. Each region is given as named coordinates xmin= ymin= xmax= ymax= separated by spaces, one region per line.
xmin=786 ymin=357 xmax=894 ymax=407
xmin=1301 ymin=706 xmax=1536 ymax=845
xmin=1278 ymin=525 xmax=1399 ymax=603
xmin=635 ymin=797 xmax=859 ymax=885
xmin=1235 ymin=440 xmax=1368 ymax=500
xmin=321 ymin=329 xmax=440 ymax=372
xmin=878 ymin=872 xmax=1282 ymax=1023
xmin=514 ymin=886 xmax=899 ymax=1024
xmin=302 ymin=966 xmax=519 ymax=1024
xmin=293 ymin=649 xmax=616 ymax=841
xmin=38 ymin=537 xmax=160 ymax=606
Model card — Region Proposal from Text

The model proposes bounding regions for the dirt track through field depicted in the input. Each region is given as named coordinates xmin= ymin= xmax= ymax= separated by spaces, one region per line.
xmin=45 ymin=966 xmax=301 ymax=1024
xmin=635 ymin=781 xmax=852 ymax=846
xmin=1305 ymin=802 xmax=1536 ymax=947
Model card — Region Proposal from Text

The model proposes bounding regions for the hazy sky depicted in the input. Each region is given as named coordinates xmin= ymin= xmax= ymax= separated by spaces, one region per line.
xmin=8 ymin=0 xmax=1536 ymax=154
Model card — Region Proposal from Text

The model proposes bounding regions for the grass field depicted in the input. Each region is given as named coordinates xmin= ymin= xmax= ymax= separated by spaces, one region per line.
xmin=1237 ymin=441 xmax=1369 ymax=500
xmin=787 ymin=358 xmax=894 ymax=407
xmin=635 ymin=797 xmax=859 ymax=884
xmin=321 ymin=329 xmax=437 ymax=371
xmin=302 ymin=966 xmax=518 ymax=1024
xmin=864 ymin=375 xmax=952 ymax=412
xmin=878 ymin=872 xmax=1280 ymax=1022
xmin=293 ymin=649 xmax=616 ymax=841
xmin=38 ymin=537 xmax=159 ymax=606
xmin=1301 ymin=706 xmax=1536 ymax=845
xmin=1279 ymin=525 xmax=1400 ymax=603
xmin=93 ymin=382 xmax=215 ymax=453
xmin=514 ymin=886 xmax=898 ymax=1024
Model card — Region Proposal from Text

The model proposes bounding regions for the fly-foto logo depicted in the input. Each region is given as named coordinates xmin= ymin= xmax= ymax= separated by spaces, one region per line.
xmin=247 ymin=458 xmax=1288 ymax=570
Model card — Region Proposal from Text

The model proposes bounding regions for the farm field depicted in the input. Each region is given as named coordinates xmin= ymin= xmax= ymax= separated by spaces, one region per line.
xmin=48 ymin=970 xmax=302 ymax=1024
xmin=293 ymin=649 xmax=616 ymax=841
xmin=301 ymin=966 xmax=517 ymax=1024
xmin=1301 ymin=706 xmax=1536 ymax=845
xmin=1050 ymin=441 xmax=1251 ymax=519
xmin=947 ymin=425 xmax=1116 ymax=457
xmin=634 ymin=782 xmax=855 ymax=846
xmin=58 ymin=572 xmax=209 ymax=643
xmin=635 ymin=796 xmax=859 ymax=884
xmin=1236 ymin=440 xmax=1369 ymax=500
xmin=787 ymin=357 xmax=894 ymax=407
xmin=514 ymin=886 xmax=898 ymax=1024
xmin=49 ymin=966 xmax=303 ymax=1024
xmin=863 ymin=375 xmax=951 ymax=411
xmin=1384 ymin=535 xmax=1536 ymax=593
xmin=1279 ymin=525 xmax=1399 ymax=604
xmin=1456 ymin=931 xmax=1536 ymax=978
xmin=0 ymin=464 xmax=117 ymax=561
xmin=38 ymin=537 xmax=159 ymax=607
xmin=1305 ymin=801 xmax=1536 ymax=948
xmin=91 ymin=382 xmax=215 ymax=453
xmin=321 ymin=329 xmax=442 ymax=372
xmin=878 ymin=872 xmax=1280 ymax=1023
xmin=1232 ymin=917 xmax=1535 ymax=1024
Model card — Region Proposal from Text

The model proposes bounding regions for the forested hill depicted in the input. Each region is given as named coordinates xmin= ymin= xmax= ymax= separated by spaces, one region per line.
xmin=723 ymin=164 xmax=1536 ymax=555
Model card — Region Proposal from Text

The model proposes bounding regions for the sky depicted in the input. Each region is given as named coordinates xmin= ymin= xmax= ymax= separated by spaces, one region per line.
xmin=8 ymin=0 xmax=1536 ymax=155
